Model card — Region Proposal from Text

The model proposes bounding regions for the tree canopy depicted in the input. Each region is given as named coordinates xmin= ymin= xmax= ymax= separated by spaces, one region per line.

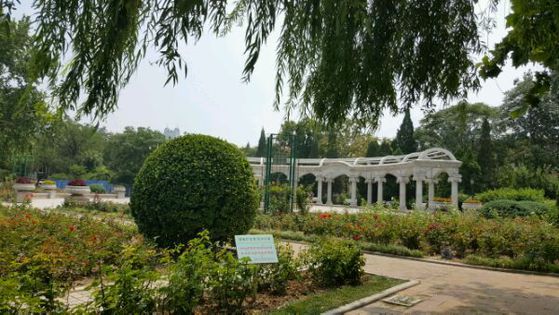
xmin=0 ymin=0 xmax=489 ymax=127
xmin=0 ymin=16 xmax=53 ymax=166
xmin=104 ymin=126 xmax=167 ymax=185
xmin=480 ymin=0 xmax=559 ymax=110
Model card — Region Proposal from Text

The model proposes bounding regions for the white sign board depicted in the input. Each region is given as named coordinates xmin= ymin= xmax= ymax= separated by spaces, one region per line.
xmin=234 ymin=234 xmax=278 ymax=264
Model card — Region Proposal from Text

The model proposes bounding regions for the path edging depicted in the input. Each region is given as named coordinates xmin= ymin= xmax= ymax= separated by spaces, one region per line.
xmin=279 ymin=238 xmax=559 ymax=278
xmin=321 ymin=280 xmax=420 ymax=315
xmin=361 ymin=249 xmax=559 ymax=278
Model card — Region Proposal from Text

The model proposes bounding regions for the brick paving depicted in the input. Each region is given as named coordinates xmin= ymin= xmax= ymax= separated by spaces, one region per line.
xmin=288 ymin=243 xmax=559 ymax=314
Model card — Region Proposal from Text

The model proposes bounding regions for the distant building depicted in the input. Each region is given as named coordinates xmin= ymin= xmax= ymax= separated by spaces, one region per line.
xmin=163 ymin=127 xmax=181 ymax=139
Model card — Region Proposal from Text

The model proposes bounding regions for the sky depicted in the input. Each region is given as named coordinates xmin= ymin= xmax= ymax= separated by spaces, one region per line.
xmin=17 ymin=1 xmax=536 ymax=146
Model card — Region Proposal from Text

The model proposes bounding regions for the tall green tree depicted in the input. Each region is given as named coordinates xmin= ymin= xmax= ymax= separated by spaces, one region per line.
xmin=325 ymin=128 xmax=339 ymax=158
xmin=481 ymin=0 xmax=559 ymax=109
xmin=415 ymin=102 xmax=498 ymax=154
xmin=0 ymin=16 xmax=51 ymax=169
xmin=395 ymin=109 xmax=417 ymax=154
xmin=256 ymin=128 xmax=266 ymax=157
xmin=3 ymin=1 xmax=487 ymax=127
xmin=415 ymin=102 xmax=497 ymax=194
xmin=498 ymin=73 xmax=559 ymax=169
xmin=477 ymin=118 xmax=496 ymax=191
xmin=33 ymin=119 xmax=107 ymax=177
xmin=308 ymin=135 xmax=320 ymax=158
xmin=379 ymin=139 xmax=393 ymax=156
xmin=366 ymin=140 xmax=380 ymax=157
xmin=104 ymin=127 xmax=166 ymax=186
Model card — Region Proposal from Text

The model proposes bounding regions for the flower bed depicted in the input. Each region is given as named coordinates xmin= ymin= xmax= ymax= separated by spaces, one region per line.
xmin=253 ymin=210 xmax=559 ymax=273
xmin=0 ymin=204 xmax=144 ymax=311
xmin=0 ymin=205 xmax=402 ymax=313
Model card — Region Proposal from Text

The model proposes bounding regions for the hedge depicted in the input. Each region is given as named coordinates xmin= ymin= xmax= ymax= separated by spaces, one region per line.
xmin=131 ymin=134 xmax=259 ymax=247
xmin=476 ymin=188 xmax=546 ymax=203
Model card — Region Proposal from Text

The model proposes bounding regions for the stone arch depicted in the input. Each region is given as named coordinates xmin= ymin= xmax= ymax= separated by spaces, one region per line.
xmin=298 ymin=173 xmax=317 ymax=195
xmin=269 ymin=172 xmax=288 ymax=185
xmin=418 ymin=147 xmax=457 ymax=161
xmin=249 ymin=147 xmax=462 ymax=210
xmin=331 ymin=174 xmax=349 ymax=205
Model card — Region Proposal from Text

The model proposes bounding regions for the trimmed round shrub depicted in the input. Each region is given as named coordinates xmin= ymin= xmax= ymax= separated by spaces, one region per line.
xmin=479 ymin=199 xmax=552 ymax=218
xmin=131 ymin=134 xmax=259 ymax=247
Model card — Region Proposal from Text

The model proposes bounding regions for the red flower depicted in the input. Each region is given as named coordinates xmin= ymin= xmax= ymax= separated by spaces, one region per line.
xmin=16 ymin=177 xmax=33 ymax=184
xmin=426 ymin=223 xmax=440 ymax=232
xmin=68 ymin=179 xmax=87 ymax=186
xmin=319 ymin=213 xmax=332 ymax=219
xmin=353 ymin=234 xmax=362 ymax=241
xmin=69 ymin=225 xmax=77 ymax=233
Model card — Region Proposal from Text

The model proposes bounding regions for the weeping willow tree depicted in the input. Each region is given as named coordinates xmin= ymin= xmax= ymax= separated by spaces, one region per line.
xmin=2 ymin=0 xmax=486 ymax=126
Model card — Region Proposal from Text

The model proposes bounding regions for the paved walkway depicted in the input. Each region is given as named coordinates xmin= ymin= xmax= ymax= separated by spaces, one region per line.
xmin=288 ymin=243 xmax=559 ymax=314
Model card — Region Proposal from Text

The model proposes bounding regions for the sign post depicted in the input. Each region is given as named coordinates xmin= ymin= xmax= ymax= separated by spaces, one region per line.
xmin=234 ymin=234 xmax=278 ymax=264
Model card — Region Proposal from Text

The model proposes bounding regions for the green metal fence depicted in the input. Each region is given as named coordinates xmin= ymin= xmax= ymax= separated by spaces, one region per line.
xmin=263 ymin=133 xmax=297 ymax=212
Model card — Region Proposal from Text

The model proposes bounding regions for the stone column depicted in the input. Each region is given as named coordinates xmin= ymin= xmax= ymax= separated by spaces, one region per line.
xmin=366 ymin=179 xmax=373 ymax=204
xmin=426 ymin=178 xmax=437 ymax=210
xmin=414 ymin=175 xmax=425 ymax=210
xmin=449 ymin=175 xmax=462 ymax=207
xmin=326 ymin=178 xmax=333 ymax=205
xmin=397 ymin=176 xmax=409 ymax=211
xmin=375 ymin=176 xmax=386 ymax=205
xmin=316 ymin=177 xmax=323 ymax=205
xmin=349 ymin=177 xmax=358 ymax=207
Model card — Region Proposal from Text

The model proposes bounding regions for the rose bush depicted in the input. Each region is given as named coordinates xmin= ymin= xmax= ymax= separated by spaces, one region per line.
xmin=254 ymin=210 xmax=559 ymax=272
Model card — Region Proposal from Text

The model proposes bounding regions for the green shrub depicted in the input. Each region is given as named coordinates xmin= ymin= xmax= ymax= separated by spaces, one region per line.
xmin=160 ymin=231 xmax=215 ymax=313
xmin=476 ymin=188 xmax=546 ymax=203
xmin=48 ymin=173 xmax=69 ymax=180
xmin=269 ymin=184 xmax=291 ymax=213
xmin=479 ymin=200 xmax=552 ymax=218
xmin=305 ymin=238 xmax=365 ymax=287
xmin=86 ymin=243 xmax=159 ymax=314
xmin=89 ymin=184 xmax=106 ymax=193
xmin=208 ymin=252 xmax=258 ymax=313
xmin=296 ymin=186 xmax=310 ymax=214
xmin=0 ymin=180 xmax=14 ymax=202
xmin=131 ymin=134 xmax=259 ymax=247
xmin=69 ymin=164 xmax=87 ymax=177
xmin=84 ymin=166 xmax=113 ymax=181
xmin=257 ymin=243 xmax=300 ymax=295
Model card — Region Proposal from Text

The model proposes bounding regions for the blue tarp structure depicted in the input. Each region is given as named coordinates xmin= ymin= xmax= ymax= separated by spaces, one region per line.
xmin=54 ymin=180 xmax=113 ymax=193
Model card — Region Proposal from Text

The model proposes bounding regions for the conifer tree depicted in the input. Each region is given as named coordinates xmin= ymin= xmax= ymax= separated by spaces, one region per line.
xmin=477 ymin=118 xmax=496 ymax=190
xmin=256 ymin=128 xmax=266 ymax=157
xmin=366 ymin=140 xmax=380 ymax=157
xmin=395 ymin=109 xmax=417 ymax=154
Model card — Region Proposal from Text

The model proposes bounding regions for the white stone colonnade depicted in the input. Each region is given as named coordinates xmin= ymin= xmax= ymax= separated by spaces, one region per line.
xmin=249 ymin=148 xmax=462 ymax=211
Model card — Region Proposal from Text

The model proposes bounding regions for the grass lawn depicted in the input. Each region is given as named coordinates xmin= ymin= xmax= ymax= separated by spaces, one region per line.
xmin=270 ymin=275 xmax=404 ymax=315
